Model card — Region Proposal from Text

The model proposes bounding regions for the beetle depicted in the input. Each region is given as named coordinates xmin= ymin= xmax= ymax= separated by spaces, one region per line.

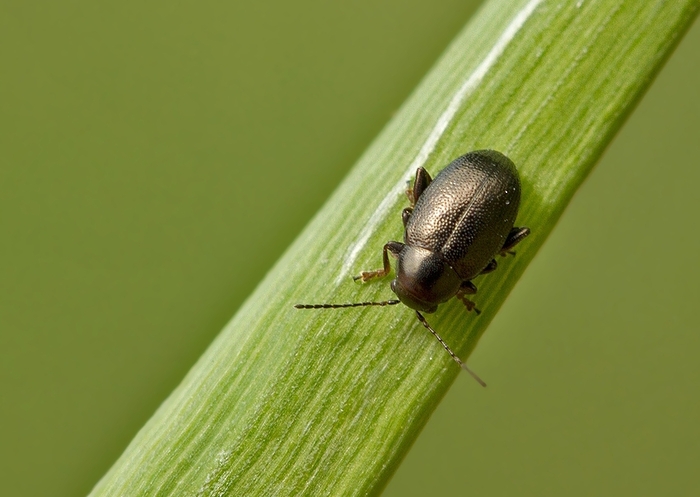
xmin=296 ymin=150 xmax=530 ymax=386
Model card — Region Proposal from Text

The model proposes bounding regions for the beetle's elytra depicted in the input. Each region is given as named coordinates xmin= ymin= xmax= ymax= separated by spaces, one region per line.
xmin=296 ymin=150 xmax=530 ymax=386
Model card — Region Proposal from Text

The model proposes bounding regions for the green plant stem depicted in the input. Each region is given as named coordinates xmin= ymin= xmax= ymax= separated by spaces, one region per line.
xmin=90 ymin=1 xmax=699 ymax=495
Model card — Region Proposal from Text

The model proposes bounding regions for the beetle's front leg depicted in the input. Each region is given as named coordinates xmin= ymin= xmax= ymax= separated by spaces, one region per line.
xmin=456 ymin=280 xmax=481 ymax=314
xmin=500 ymin=226 xmax=530 ymax=256
xmin=353 ymin=241 xmax=404 ymax=282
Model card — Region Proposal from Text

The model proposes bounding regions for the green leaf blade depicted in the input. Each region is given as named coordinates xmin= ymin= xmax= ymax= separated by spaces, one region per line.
xmin=90 ymin=1 xmax=700 ymax=495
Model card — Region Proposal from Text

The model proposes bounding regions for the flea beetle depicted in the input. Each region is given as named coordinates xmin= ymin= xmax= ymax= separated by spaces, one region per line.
xmin=296 ymin=150 xmax=530 ymax=386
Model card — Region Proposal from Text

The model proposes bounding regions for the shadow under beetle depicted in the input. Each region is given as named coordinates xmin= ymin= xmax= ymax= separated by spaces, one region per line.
xmin=296 ymin=150 xmax=530 ymax=386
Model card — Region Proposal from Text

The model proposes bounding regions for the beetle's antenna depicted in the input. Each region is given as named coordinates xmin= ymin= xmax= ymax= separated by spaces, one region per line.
xmin=294 ymin=300 xmax=401 ymax=309
xmin=294 ymin=302 xmax=485 ymax=386
xmin=414 ymin=311 xmax=486 ymax=387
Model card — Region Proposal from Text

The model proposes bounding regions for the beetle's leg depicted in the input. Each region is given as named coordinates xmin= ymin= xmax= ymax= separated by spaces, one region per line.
xmin=500 ymin=226 xmax=530 ymax=256
xmin=401 ymin=208 xmax=412 ymax=228
xmin=456 ymin=281 xmax=481 ymax=314
xmin=479 ymin=259 xmax=498 ymax=275
xmin=354 ymin=241 xmax=404 ymax=282
xmin=405 ymin=167 xmax=432 ymax=207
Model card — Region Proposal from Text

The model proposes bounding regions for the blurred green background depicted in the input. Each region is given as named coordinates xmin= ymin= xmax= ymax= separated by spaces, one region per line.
xmin=1 ymin=1 xmax=698 ymax=496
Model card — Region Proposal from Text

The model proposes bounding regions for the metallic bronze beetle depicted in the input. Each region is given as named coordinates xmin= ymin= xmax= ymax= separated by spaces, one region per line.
xmin=296 ymin=150 xmax=530 ymax=386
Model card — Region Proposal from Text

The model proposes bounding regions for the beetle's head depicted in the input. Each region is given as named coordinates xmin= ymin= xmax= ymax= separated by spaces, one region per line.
xmin=391 ymin=246 xmax=461 ymax=313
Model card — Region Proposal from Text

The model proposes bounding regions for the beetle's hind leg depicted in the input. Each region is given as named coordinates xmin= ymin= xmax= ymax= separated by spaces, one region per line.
xmin=354 ymin=241 xmax=404 ymax=282
xmin=480 ymin=227 xmax=530 ymax=274
xmin=499 ymin=226 xmax=530 ymax=256
xmin=456 ymin=280 xmax=481 ymax=315
xmin=405 ymin=167 xmax=432 ymax=207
